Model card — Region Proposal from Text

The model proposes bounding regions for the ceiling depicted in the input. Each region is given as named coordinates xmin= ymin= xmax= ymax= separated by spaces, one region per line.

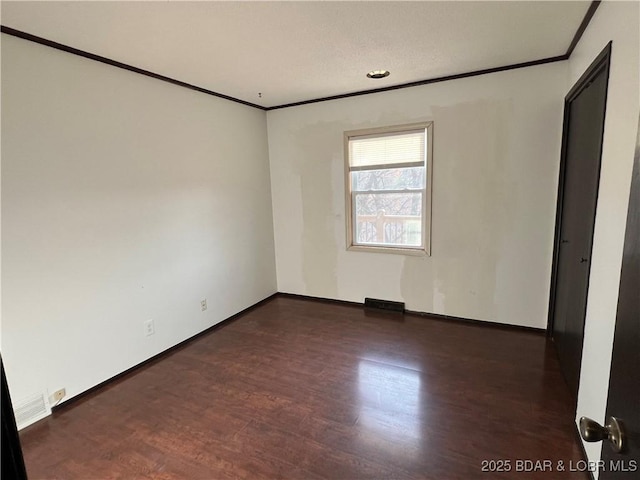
xmin=1 ymin=1 xmax=591 ymax=109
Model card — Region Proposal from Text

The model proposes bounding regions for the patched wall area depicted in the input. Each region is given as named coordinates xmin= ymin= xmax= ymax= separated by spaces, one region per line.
xmin=268 ymin=62 xmax=568 ymax=328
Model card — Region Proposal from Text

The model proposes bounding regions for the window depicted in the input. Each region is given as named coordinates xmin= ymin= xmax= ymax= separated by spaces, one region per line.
xmin=344 ymin=122 xmax=433 ymax=255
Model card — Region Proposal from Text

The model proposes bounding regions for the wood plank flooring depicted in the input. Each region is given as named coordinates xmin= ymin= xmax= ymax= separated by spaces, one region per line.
xmin=19 ymin=296 xmax=586 ymax=479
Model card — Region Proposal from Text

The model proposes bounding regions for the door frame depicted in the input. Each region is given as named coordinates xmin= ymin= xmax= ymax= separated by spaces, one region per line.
xmin=546 ymin=42 xmax=612 ymax=336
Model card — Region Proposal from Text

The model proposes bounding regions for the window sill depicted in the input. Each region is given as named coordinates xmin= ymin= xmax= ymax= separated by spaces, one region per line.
xmin=347 ymin=244 xmax=429 ymax=257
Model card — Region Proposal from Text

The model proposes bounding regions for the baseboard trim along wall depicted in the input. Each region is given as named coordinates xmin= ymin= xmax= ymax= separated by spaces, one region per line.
xmin=49 ymin=290 xmax=543 ymax=416
xmin=277 ymin=292 xmax=546 ymax=335
xmin=405 ymin=309 xmax=546 ymax=335
xmin=50 ymin=293 xmax=278 ymax=414
xmin=276 ymin=292 xmax=364 ymax=308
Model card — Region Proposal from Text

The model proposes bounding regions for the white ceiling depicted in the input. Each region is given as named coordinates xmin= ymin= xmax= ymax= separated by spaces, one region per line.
xmin=1 ymin=1 xmax=590 ymax=109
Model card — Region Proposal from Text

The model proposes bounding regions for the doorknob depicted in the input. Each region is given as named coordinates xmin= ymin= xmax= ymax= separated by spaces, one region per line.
xmin=579 ymin=416 xmax=626 ymax=453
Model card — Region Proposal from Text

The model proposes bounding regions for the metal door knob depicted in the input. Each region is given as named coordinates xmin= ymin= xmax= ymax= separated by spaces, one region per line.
xmin=579 ymin=416 xmax=626 ymax=453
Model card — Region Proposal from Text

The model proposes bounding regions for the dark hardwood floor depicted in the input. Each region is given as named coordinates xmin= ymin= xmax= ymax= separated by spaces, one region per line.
xmin=19 ymin=296 xmax=586 ymax=479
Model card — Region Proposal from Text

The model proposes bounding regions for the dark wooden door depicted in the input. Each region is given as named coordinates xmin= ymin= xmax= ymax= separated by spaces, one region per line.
xmin=599 ymin=116 xmax=640 ymax=479
xmin=549 ymin=44 xmax=611 ymax=397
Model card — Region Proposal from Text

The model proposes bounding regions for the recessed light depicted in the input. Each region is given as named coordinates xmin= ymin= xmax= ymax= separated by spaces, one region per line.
xmin=367 ymin=70 xmax=390 ymax=79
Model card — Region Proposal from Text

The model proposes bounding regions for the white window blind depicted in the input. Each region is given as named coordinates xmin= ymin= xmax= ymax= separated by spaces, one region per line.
xmin=348 ymin=130 xmax=426 ymax=170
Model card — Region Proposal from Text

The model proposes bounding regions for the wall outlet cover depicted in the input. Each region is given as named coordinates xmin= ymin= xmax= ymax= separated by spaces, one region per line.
xmin=49 ymin=388 xmax=66 ymax=404
xmin=144 ymin=319 xmax=155 ymax=336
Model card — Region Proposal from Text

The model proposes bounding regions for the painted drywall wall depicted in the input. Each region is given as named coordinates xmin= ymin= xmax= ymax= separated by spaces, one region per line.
xmin=569 ymin=1 xmax=640 ymax=474
xmin=1 ymin=34 xmax=276 ymax=423
xmin=267 ymin=62 xmax=568 ymax=328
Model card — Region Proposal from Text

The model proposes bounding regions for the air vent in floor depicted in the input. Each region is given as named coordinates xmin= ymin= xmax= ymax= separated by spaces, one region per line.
xmin=364 ymin=297 xmax=405 ymax=313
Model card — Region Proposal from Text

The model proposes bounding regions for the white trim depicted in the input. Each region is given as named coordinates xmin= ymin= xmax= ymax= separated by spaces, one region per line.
xmin=349 ymin=161 xmax=425 ymax=172
xmin=347 ymin=245 xmax=428 ymax=256
xmin=345 ymin=122 xmax=431 ymax=139
xmin=344 ymin=122 xmax=433 ymax=256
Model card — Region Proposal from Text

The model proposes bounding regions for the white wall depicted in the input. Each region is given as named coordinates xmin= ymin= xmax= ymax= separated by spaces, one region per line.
xmin=1 ymin=34 xmax=277 ymax=420
xmin=570 ymin=1 xmax=640 ymax=474
xmin=268 ymin=62 xmax=568 ymax=328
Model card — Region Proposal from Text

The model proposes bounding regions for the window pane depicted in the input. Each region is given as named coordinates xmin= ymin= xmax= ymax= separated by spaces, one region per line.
xmin=354 ymin=192 xmax=423 ymax=247
xmin=352 ymin=166 xmax=425 ymax=192
xmin=349 ymin=130 xmax=425 ymax=168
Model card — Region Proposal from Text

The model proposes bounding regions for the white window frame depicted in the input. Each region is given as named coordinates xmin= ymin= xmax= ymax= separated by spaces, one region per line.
xmin=344 ymin=122 xmax=433 ymax=256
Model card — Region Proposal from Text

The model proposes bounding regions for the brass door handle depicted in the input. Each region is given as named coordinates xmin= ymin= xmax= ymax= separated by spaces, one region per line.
xmin=579 ymin=416 xmax=626 ymax=453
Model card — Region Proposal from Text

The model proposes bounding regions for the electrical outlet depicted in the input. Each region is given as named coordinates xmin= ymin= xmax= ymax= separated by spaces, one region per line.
xmin=201 ymin=299 xmax=207 ymax=311
xmin=144 ymin=319 xmax=155 ymax=336
xmin=49 ymin=388 xmax=66 ymax=404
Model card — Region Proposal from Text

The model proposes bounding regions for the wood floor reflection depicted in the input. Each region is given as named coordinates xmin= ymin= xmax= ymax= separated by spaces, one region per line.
xmin=19 ymin=296 xmax=586 ymax=479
